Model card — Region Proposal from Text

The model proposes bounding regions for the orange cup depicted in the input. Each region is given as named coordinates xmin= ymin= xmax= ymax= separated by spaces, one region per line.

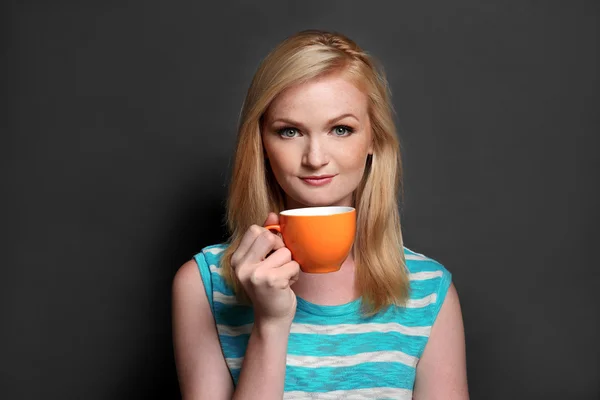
xmin=265 ymin=206 xmax=356 ymax=273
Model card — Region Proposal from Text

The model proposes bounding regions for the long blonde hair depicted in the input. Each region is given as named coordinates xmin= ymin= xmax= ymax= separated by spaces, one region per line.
xmin=221 ymin=30 xmax=410 ymax=314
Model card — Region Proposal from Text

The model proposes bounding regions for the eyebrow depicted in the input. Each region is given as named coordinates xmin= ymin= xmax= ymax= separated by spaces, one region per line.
xmin=269 ymin=113 xmax=360 ymax=128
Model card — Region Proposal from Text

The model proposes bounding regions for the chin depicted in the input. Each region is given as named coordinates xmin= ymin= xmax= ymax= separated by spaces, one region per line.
xmin=288 ymin=192 xmax=353 ymax=209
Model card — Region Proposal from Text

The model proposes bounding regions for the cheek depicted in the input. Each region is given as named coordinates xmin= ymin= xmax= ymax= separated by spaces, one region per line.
xmin=335 ymin=142 xmax=371 ymax=170
xmin=268 ymin=148 xmax=295 ymax=173
xmin=265 ymin=143 xmax=298 ymax=178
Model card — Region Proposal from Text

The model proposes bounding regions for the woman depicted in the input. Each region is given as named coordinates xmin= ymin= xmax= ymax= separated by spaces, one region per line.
xmin=172 ymin=30 xmax=469 ymax=399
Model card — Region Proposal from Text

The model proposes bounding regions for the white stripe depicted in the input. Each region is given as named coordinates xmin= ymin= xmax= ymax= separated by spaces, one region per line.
xmin=405 ymin=253 xmax=429 ymax=261
xmin=286 ymin=350 xmax=418 ymax=368
xmin=226 ymin=351 xmax=417 ymax=372
xmin=213 ymin=292 xmax=238 ymax=305
xmin=284 ymin=387 xmax=412 ymax=400
xmin=217 ymin=323 xmax=253 ymax=336
xmin=205 ymin=247 xmax=225 ymax=255
xmin=291 ymin=322 xmax=430 ymax=337
xmin=406 ymin=293 xmax=437 ymax=308
xmin=409 ymin=271 xmax=443 ymax=280
xmin=404 ymin=246 xmax=427 ymax=257
xmin=217 ymin=322 xmax=430 ymax=337
xmin=209 ymin=264 xmax=221 ymax=274
xmin=225 ymin=357 xmax=243 ymax=369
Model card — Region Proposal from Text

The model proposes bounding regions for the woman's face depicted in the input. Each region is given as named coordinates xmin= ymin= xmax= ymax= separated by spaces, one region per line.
xmin=261 ymin=73 xmax=373 ymax=209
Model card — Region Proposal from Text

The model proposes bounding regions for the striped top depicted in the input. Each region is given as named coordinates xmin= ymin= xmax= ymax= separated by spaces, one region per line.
xmin=194 ymin=243 xmax=452 ymax=399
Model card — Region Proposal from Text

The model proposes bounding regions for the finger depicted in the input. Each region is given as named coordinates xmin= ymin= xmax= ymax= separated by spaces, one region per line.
xmin=289 ymin=270 xmax=300 ymax=286
xmin=263 ymin=212 xmax=283 ymax=247
xmin=244 ymin=230 xmax=285 ymax=264
xmin=259 ymin=261 xmax=301 ymax=289
xmin=231 ymin=225 xmax=265 ymax=267
xmin=262 ymin=247 xmax=292 ymax=269
xmin=263 ymin=212 xmax=280 ymax=227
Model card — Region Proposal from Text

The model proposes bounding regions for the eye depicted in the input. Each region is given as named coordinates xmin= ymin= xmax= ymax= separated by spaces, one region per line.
xmin=277 ymin=127 xmax=300 ymax=138
xmin=332 ymin=125 xmax=354 ymax=136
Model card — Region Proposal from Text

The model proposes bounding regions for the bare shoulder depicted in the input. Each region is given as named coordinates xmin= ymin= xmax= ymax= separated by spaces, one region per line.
xmin=172 ymin=258 xmax=233 ymax=399
xmin=413 ymin=283 xmax=469 ymax=399
xmin=439 ymin=282 xmax=462 ymax=324
xmin=172 ymin=259 xmax=203 ymax=298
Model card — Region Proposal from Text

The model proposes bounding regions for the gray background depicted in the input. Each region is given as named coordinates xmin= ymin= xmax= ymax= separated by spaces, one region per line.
xmin=2 ymin=0 xmax=599 ymax=399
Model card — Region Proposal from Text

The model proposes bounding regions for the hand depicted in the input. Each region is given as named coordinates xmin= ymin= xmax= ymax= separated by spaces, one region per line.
xmin=230 ymin=212 xmax=300 ymax=325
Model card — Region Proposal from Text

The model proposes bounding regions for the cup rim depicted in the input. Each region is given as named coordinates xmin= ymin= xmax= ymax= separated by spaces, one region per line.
xmin=280 ymin=206 xmax=355 ymax=216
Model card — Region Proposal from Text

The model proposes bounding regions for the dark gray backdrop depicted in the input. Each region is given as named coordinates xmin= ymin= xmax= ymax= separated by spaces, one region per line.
xmin=2 ymin=1 xmax=598 ymax=399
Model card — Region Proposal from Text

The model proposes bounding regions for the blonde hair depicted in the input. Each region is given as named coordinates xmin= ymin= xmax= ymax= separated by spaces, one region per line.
xmin=221 ymin=30 xmax=410 ymax=314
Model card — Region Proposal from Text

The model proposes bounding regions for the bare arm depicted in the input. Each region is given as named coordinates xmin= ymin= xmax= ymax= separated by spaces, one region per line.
xmin=413 ymin=283 xmax=469 ymax=400
xmin=172 ymin=259 xmax=294 ymax=400
xmin=172 ymin=260 xmax=234 ymax=399
xmin=173 ymin=215 xmax=299 ymax=400
xmin=232 ymin=317 xmax=292 ymax=400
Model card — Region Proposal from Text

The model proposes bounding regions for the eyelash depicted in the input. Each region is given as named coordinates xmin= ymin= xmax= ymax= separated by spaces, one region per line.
xmin=277 ymin=125 xmax=355 ymax=138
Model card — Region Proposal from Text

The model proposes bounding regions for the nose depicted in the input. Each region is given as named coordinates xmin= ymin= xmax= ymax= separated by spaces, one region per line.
xmin=302 ymin=137 xmax=330 ymax=169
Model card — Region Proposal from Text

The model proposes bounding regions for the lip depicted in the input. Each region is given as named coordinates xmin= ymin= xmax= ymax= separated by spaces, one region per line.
xmin=300 ymin=174 xmax=336 ymax=186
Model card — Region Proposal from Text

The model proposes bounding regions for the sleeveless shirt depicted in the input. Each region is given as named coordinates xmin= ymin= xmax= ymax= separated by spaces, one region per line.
xmin=194 ymin=243 xmax=452 ymax=399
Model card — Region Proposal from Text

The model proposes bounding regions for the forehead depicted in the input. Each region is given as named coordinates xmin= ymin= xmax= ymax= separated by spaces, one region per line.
xmin=265 ymin=73 xmax=369 ymax=118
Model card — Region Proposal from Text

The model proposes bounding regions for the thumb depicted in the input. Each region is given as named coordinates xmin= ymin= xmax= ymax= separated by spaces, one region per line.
xmin=263 ymin=211 xmax=284 ymax=251
xmin=263 ymin=211 xmax=280 ymax=227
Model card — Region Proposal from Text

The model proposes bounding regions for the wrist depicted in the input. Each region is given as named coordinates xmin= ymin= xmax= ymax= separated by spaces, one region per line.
xmin=253 ymin=316 xmax=293 ymax=338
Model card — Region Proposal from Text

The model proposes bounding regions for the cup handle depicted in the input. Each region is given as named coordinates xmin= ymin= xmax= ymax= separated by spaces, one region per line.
xmin=264 ymin=224 xmax=281 ymax=233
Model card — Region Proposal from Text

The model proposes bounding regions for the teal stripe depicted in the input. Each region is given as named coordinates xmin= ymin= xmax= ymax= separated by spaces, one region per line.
xmin=431 ymin=268 xmax=452 ymax=321
xmin=213 ymin=294 xmax=443 ymax=328
xmin=410 ymin=277 xmax=443 ymax=295
xmin=203 ymin=246 xmax=227 ymax=266
xmin=287 ymin=332 xmax=427 ymax=358
xmin=293 ymin=304 xmax=439 ymax=327
xmin=283 ymin=362 xmax=415 ymax=392
xmin=296 ymin=296 xmax=362 ymax=316
xmin=210 ymin=275 xmax=235 ymax=295
xmin=193 ymin=253 xmax=214 ymax=307
xmin=218 ymin=331 xmax=427 ymax=360
xmin=231 ymin=368 xmax=241 ymax=384
xmin=211 ymin=289 xmax=442 ymax=327
xmin=229 ymin=362 xmax=416 ymax=391
xmin=292 ymin=309 xmax=378 ymax=325
xmin=202 ymin=256 xmax=235 ymax=296
xmin=392 ymin=306 xmax=439 ymax=326
xmin=214 ymin=303 xmax=254 ymax=326
xmin=218 ymin=334 xmax=249 ymax=359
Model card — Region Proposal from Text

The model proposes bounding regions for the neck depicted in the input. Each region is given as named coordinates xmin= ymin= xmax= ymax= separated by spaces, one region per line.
xmin=291 ymin=255 xmax=359 ymax=306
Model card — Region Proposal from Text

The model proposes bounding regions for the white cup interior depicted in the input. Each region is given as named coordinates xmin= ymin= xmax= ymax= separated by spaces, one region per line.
xmin=280 ymin=206 xmax=355 ymax=216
